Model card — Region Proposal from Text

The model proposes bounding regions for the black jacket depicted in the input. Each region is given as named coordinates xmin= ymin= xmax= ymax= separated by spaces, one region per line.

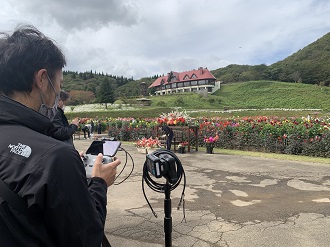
xmin=52 ymin=107 xmax=77 ymax=146
xmin=162 ymin=125 xmax=173 ymax=136
xmin=0 ymin=95 xmax=107 ymax=247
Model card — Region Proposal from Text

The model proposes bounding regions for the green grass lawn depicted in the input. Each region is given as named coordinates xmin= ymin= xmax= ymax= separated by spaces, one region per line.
xmin=66 ymin=80 xmax=330 ymax=119
xmin=214 ymin=80 xmax=330 ymax=110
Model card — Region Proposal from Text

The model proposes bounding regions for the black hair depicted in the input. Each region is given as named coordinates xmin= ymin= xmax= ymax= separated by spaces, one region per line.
xmin=60 ymin=90 xmax=70 ymax=101
xmin=0 ymin=24 xmax=66 ymax=96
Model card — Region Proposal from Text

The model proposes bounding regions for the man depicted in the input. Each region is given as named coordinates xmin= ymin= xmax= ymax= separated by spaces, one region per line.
xmin=52 ymin=90 xmax=80 ymax=146
xmin=161 ymin=124 xmax=174 ymax=150
xmin=98 ymin=120 xmax=102 ymax=134
xmin=0 ymin=25 xmax=120 ymax=246
xmin=90 ymin=119 xmax=95 ymax=137
xmin=82 ymin=121 xmax=92 ymax=139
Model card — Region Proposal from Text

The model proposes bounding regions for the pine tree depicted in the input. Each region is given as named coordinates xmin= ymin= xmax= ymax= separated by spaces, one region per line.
xmin=97 ymin=77 xmax=114 ymax=109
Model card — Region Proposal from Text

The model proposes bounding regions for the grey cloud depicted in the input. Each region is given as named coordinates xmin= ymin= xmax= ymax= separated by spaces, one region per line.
xmin=5 ymin=0 xmax=330 ymax=79
xmin=12 ymin=0 xmax=140 ymax=30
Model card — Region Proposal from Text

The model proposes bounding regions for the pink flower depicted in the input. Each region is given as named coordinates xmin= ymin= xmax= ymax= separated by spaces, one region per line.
xmin=135 ymin=137 xmax=162 ymax=148
xmin=204 ymin=135 xmax=219 ymax=143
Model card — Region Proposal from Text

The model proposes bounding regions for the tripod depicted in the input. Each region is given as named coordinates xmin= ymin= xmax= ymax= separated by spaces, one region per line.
xmin=142 ymin=150 xmax=186 ymax=247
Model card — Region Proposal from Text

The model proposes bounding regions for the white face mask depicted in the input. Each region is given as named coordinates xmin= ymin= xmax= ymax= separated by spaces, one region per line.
xmin=38 ymin=74 xmax=59 ymax=121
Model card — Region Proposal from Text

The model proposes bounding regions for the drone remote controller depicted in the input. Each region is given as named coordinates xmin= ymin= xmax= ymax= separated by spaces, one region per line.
xmin=83 ymin=154 xmax=113 ymax=178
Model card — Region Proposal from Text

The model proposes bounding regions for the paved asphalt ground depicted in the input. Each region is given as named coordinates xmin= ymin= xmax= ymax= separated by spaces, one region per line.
xmin=74 ymin=139 xmax=330 ymax=247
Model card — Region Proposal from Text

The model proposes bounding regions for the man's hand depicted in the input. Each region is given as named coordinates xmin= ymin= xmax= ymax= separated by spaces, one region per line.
xmin=92 ymin=154 xmax=121 ymax=186
xmin=71 ymin=117 xmax=80 ymax=126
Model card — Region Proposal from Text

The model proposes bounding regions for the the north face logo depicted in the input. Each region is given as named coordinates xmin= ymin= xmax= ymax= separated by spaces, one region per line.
xmin=8 ymin=143 xmax=32 ymax=158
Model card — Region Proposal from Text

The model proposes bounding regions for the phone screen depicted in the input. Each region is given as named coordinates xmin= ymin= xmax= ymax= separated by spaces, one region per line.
xmin=103 ymin=141 xmax=121 ymax=157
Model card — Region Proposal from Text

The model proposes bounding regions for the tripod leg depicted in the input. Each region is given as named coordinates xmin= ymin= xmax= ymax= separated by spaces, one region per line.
xmin=164 ymin=184 xmax=172 ymax=247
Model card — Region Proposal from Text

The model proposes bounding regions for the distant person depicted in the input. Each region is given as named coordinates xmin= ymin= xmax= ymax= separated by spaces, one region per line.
xmin=52 ymin=90 xmax=79 ymax=146
xmin=82 ymin=122 xmax=91 ymax=139
xmin=90 ymin=119 xmax=95 ymax=137
xmin=97 ymin=120 xmax=102 ymax=134
xmin=161 ymin=124 xmax=173 ymax=150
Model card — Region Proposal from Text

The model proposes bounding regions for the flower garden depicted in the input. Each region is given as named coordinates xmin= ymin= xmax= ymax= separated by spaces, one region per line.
xmin=78 ymin=110 xmax=330 ymax=158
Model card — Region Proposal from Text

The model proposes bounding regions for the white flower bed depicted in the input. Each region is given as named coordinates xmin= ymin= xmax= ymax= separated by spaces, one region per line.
xmin=65 ymin=104 xmax=323 ymax=114
xmin=187 ymin=108 xmax=323 ymax=114
xmin=64 ymin=104 xmax=141 ymax=113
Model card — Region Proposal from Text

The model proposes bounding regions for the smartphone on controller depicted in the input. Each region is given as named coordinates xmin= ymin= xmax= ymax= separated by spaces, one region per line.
xmin=103 ymin=141 xmax=121 ymax=157
xmin=85 ymin=140 xmax=121 ymax=157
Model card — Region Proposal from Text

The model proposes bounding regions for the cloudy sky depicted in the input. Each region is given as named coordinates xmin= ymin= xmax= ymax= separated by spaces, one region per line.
xmin=1 ymin=0 xmax=330 ymax=79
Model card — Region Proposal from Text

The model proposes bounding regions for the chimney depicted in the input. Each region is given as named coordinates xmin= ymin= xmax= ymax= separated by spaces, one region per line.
xmin=167 ymin=71 xmax=173 ymax=82
xmin=199 ymin=67 xmax=203 ymax=75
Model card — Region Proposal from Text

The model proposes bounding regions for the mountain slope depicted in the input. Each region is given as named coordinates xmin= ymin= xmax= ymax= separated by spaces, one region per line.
xmin=270 ymin=32 xmax=330 ymax=84
xmin=212 ymin=32 xmax=330 ymax=85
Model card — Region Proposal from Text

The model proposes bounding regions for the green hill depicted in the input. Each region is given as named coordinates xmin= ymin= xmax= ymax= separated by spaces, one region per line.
xmin=270 ymin=32 xmax=330 ymax=84
xmin=144 ymin=80 xmax=330 ymax=111
xmin=212 ymin=32 xmax=330 ymax=85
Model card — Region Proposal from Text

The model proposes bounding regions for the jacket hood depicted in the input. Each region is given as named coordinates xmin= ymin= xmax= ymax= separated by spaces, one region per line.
xmin=0 ymin=95 xmax=57 ymax=136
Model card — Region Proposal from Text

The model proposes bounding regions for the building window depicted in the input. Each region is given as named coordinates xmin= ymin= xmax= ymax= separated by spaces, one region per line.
xmin=207 ymin=79 xmax=214 ymax=85
xmin=183 ymin=75 xmax=189 ymax=80
xmin=191 ymin=81 xmax=197 ymax=86
xmin=169 ymin=75 xmax=177 ymax=82
xmin=184 ymin=81 xmax=190 ymax=87
xmin=177 ymin=82 xmax=184 ymax=88
xmin=191 ymin=74 xmax=197 ymax=79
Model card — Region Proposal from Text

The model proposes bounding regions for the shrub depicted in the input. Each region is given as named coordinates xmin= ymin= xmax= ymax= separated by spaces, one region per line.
xmin=175 ymin=98 xmax=185 ymax=106
xmin=156 ymin=101 xmax=166 ymax=107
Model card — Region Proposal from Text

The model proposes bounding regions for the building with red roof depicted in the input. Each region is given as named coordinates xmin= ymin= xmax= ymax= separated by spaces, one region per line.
xmin=148 ymin=67 xmax=220 ymax=95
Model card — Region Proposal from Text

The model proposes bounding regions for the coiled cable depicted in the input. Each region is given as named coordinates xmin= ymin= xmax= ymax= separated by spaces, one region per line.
xmin=114 ymin=147 xmax=134 ymax=185
xmin=142 ymin=149 xmax=186 ymax=222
